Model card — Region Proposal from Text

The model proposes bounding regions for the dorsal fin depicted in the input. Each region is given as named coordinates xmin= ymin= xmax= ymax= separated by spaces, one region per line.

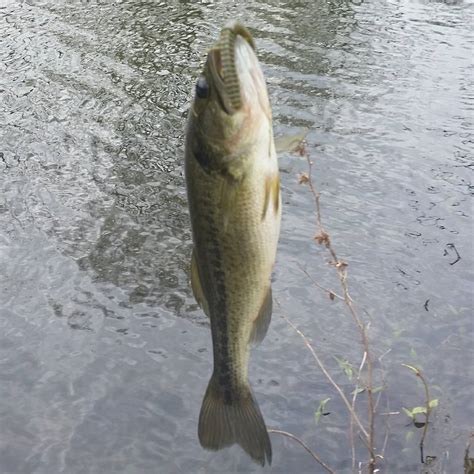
xmin=191 ymin=249 xmax=210 ymax=317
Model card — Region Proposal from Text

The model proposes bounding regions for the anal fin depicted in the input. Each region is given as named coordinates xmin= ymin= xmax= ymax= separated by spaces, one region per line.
xmin=250 ymin=287 xmax=273 ymax=345
xmin=191 ymin=249 xmax=210 ymax=317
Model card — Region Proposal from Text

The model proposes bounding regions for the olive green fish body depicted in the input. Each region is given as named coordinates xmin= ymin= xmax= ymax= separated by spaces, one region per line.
xmin=185 ymin=22 xmax=280 ymax=466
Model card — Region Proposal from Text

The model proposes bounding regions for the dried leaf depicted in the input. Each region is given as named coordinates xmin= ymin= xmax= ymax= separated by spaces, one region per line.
xmin=298 ymin=173 xmax=309 ymax=185
xmin=314 ymin=231 xmax=330 ymax=245
xmin=329 ymin=291 xmax=335 ymax=301
xmin=297 ymin=144 xmax=307 ymax=156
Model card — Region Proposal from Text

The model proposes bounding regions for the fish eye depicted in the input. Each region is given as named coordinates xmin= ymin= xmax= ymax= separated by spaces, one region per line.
xmin=195 ymin=76 xmax=209 ymax=99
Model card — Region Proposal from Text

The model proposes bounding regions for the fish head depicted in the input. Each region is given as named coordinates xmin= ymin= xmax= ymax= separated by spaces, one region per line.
xmin=190 ymin=22 xmax=271 ymax=158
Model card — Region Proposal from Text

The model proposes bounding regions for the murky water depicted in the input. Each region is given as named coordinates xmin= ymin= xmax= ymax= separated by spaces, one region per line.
xmin=1 ymin=0 xmax=472 ymax=472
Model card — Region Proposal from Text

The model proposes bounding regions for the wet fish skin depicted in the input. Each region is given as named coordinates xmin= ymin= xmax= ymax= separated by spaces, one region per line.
xmin=185 ymin=22 xmax=280 ymax=466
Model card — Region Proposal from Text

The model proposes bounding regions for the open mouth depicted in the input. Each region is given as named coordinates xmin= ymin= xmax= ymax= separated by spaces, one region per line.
xmin=208 ymin=22 xmax=256 ymax=113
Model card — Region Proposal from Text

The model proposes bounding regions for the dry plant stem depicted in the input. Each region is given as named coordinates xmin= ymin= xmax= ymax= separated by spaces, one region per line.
xmin=282 ymin=314 xmax=369 ymax=439
xmin=303 ymin=148 xmax=376 ymax=470
xmin=401 ymin=364 xmax=432 ymax=463
xmin=465 ymin=432 xmax=474 ymax=472
xmin=374 ymin=349 xmax=391 ymax=414
xmin=297 ymin=263 xmax=344 ymax=301
xmin=377 ymin=347 xmax=391 ymax=460
xmin=381 ymin=395 xmax=392 ymax=460
xmin=417 ymin=370 xmax=431 ymax=464
xmin=268 ymin=429 xmax=336 ymax=474
xmin=351 ymin=351 xmax=368 ymax=471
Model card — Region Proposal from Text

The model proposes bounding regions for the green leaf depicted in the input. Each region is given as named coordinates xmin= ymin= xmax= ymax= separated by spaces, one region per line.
xmin=401 ymin=363 xmax=419 ymax=374
xmin=409 ymin=347 xmax=417 ymax=359
xmin=314 ymin=398 xmax=331 ymax=424
xmin=428 ymin=399 xmax=439 ymax=408
xmin=351 ymin=387 xmax=365 ymax=396
xmin=334 ymin=356 xmax=353 ymax=381
xmin=372 ymin=385 xmax=384 ymax=394
xmin=411 ymin=406 xmax=427 ymax=415
xmin=402 ymin=407 xmax=414 ymax=419
xmin=393 ymin=328 xmax=403 ymax=338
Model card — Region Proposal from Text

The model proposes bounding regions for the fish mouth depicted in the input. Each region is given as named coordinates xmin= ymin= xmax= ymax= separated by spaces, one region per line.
xmin=208 ymin=22 xmax=257 ymax=114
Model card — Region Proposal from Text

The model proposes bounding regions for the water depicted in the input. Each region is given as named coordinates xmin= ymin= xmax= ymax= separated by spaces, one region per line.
xmin=0 ymin=0 xmax=472 ymax=472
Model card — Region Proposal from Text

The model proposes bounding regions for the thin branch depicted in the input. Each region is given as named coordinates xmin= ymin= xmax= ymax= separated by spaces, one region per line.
xmin=297 ymin=262 xmax=344 ymax=301
xmin=268 ymin=429 xmax=336 ymax=473
xmin=418 ymin=370 xmax=431 ymax=463
xmin=299 ymin=142 xmax=377 ymax=470
xmin=376 ymin=348 xmax=392 ymax=461
xmin=381 ymin=401 xmax=392 ymax=459
xmin=401 ymin=364 xmax=432 ymax=463
xmin=417 ymin=370 xmax=431 ymax=463
xmin=280 ymin=313 xmax=369 ymax=439
xmin=351 ymin=351 xmax=368 ymax=471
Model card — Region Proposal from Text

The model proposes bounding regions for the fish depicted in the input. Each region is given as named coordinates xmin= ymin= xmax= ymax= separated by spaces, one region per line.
xmin=184 ymin=22 xmax=281 ymax=466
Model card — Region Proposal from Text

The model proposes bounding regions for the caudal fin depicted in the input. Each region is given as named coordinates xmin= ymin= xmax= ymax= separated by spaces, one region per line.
xmin=198 ymin=375 xmax=272 ymax=466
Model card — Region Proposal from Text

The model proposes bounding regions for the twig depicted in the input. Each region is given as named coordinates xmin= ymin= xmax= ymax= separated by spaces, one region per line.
xmin=465 ymin=432 xmax=474 ymax=474
xmin=380 ymin=395 xmax=392 ymax=462
xmin=351 ymin=351 xmax=368 ymax=471
xmin=375 ymin=349 xmax=391 ymax=416
xmin=280 ymin=313 xmax=369 ymax=439
xmin=401 ymin=364 xmax=432 ymax=463
xmin=416 ymin=369 xmax=431 ymax=464
xmin=268 ymin=429 xmax=336 ymax=474
xmin=297 ymin=263 xmax=344 ymax=301
xmin=374 ymin=348 xmax=391 ymax=463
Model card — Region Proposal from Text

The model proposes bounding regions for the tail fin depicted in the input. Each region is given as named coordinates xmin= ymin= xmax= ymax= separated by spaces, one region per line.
xmin=198 ymin=375 xmax=272 ymax=466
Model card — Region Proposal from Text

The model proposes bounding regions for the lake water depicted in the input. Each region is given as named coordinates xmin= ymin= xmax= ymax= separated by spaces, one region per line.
xmin=0 ymin=0 xmax=472 ymax=472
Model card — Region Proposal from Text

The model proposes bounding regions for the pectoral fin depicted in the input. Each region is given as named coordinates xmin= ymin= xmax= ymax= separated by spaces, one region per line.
xmin=191 ymin=249 xmax=210 ymax=317
xmin=250 ymin=287 xmax=273 ymax=345
xmin=274 ymin=129 xmax=308 ymax=154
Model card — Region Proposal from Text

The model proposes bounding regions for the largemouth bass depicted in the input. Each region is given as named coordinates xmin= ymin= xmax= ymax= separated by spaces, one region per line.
xmin=184 ymin=22 xmax=280 ymax=466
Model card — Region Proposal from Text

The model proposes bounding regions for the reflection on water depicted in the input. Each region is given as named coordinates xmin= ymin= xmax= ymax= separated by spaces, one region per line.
xmin=0 ymin=0 xmax=472 ymax=472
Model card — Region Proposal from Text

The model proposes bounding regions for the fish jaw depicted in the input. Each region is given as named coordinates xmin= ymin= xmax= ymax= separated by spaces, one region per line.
xmin=233 ymin=34 xmax=272 ymax=122
xmin=189 ymin=24 xmax=272 ymax=170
